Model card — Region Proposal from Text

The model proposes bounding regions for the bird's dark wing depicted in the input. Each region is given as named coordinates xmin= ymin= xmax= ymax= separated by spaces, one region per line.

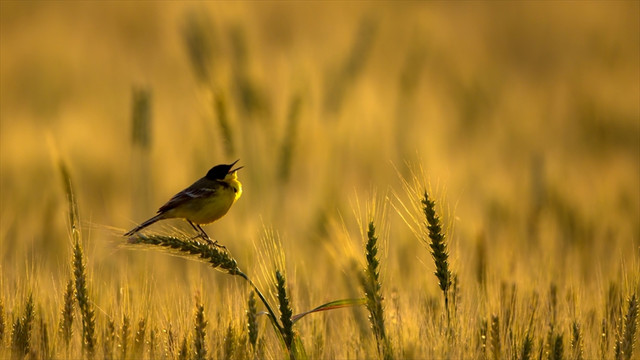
xmin=157 ymin=178 xmax=220 ymax=213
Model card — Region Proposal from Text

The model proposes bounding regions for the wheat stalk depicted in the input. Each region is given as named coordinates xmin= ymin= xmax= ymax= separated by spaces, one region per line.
xmin=550 ymin=333 xmax=563 ymax=360
xmin=133 ymin=317 xmax=146 ymax=358
xmin=192 ymin=299 xmax=207 ymax=360
xmin=600 ymin=318 xmax=609 ymax=360
xmin=422 ymin=192 xmax=452 ymax=320
xmin=120 ymin=315 xmax=130 ymax=360
xmin=126 ymin=234 xmax=240 ymax=275
xmin=59 ymin=160 xmax=96 ymax=358
xmin=181 ymin=10 xmax=236 ymax=157
xmin=478 ymin=317 xmax=488 ymax=357
xmin=72 ymin=238 xmax=96 ymax=358
xmin=476 ymin=232 xmax=487 ymax=290
xmin=247 ymin=291 xmax=259 ymax=350
xmin=279 ymin=93 xmax=303 ymax=182
xmin=39 ymin=313 xmax=51 ymax=360
xmin=616 ymin=293 xmax=638 ymax=360
xmin=181 ymin=10 xmax=216 ymax=85
xmin=131 ymin=88 xmax=152 ymax=150
xmin=164 ymin=323 xmax=176 ymax=358
xmin=229 ymin=25 xmax=266 ymax=117
xmin=102 ymin=319 xmax=115 ymax=360
xmin=276 ymin=270 xmax=295 ymax=356
xmin=58 ymin=278 xmax=74 ymax=355
xmin=148 ymin=327 xmax=157 ymax=360
xmin=125 ymin=233 xmax=285 ymax=344
xmin=11 ymin=293 xmax=34 ymax=358
xmin=490 ymin=314 xmax=500 ymax=360
xmin=223 ymin=322 xmax=237 ymax=360
xmin=520 ymin=334 xmax=533 ymax=360
xmin=571 ymin=321 xmax=583 ymax=360
xmin=360 ymin=221 xmax=393 ymax=360
xmin=323 ymin=17 xmax=376 ymax=114
xmin=178 ymin=334 xmax=188 ymax=360
xmin=521 ymin=293 xmax=538 ymax=360
xmin=0 ymin=297 xmax=5 ymax=345
xmin=213 ymin=92 xmax=235 ymax=157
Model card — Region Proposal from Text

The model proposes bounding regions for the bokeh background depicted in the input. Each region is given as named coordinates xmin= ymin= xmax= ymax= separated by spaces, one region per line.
xmin=1 ymin=1 xmax=638 ymax=358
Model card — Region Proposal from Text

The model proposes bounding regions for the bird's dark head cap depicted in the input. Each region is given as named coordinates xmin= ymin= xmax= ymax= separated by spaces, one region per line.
xmin=206 ymin=160 xmax=242 ymax=180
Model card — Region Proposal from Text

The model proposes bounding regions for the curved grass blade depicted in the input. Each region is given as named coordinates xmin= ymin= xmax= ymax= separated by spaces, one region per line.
xmin=292 ymin=298 xmax=366 ymax=323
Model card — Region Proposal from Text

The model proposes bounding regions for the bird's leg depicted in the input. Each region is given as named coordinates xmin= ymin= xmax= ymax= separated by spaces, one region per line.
xmin=196 ymin=224 xmax=227 ymax=250
xmin=186 ymin=221 xmax=226 ymax=249
xmin=195 ymin=224 xmax=213 ymax=242
xmin=187 ymin=221 xmax=212 ymax=243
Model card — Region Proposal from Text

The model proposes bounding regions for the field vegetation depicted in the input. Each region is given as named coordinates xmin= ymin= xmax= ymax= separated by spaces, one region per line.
xmin=1 ymin=2 xmax=638 ymax=359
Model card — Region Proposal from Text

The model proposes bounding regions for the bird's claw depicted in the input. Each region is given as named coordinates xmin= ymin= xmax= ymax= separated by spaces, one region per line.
xmin=191 ymin=233 xmax=227 ymax=250
xmin=208 ymin=238 xmax=227 ymax=251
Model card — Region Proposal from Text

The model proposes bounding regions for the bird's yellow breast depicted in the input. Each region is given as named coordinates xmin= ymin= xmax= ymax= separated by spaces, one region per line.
xmin=226 ymin=171 xmax=243 ymax=202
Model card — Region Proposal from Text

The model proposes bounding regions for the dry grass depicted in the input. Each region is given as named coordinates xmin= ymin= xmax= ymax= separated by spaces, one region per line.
xmin=1 ymin=2 xmax=639 ymax=359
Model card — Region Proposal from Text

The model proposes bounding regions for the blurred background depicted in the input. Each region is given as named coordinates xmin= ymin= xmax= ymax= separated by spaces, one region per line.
xmin=1 ymin=1 xmax=638 ymax=357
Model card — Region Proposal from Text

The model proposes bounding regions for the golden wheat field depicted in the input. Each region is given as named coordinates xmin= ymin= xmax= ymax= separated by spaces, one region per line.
xmin=1 ymin=2 xmax=639 ymax=359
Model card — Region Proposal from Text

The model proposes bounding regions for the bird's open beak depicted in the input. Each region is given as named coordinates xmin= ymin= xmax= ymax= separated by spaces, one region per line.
xmin=229 ymin=159 xmax=243 ymax=173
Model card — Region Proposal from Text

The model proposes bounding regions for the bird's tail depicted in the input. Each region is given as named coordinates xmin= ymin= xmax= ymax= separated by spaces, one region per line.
xmin=124 ymin=213 xmax=165 ymax=237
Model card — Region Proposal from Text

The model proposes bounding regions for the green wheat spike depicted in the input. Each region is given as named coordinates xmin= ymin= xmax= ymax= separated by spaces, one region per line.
xmin=148 ymin=327 xmax=157 ymax=360
xmin=39 ymin=314 xmax=51 ymax=360
xmin=133 ymin=318 xmax=146 ymax=358
xmin=59 ymin=160 xmax=96 ymax=358
xmin=131 ymin=87 xmax=152 ymax=150
xmin=422 ymin=192 xmax=451 ymax=318
xmin=181 ymin=10 xmax=216 ymax=84
xmin=103 ymin=319 xmax=115 ymax=360
xmin=178 ymin=334 xmax=188 ymax=360
xmin=223 ymin=322 xmax=236 ymax=360
xmin=72 ymin=238 xmax=96 ymax=358
xmin=11 ymin=293 xmax=34 ymax=358
xmin=360 ymin=221 xmax=393 ymax=359
xmin=58 ymin=279 xmax=74 ymax=354
xmin=490 ymin=314 xmax=500 ymax=360
xmin=551 ymin=334 xmax=563 ymax=360
xmin=571 ymin=321 xmax=583 ymax=360
xmin=276 ymin=270 xmax=294 ymax=354
xmin=193 ymin=299 xmax=207 ymax=360
xmin=521 ymin=333 xmax=533 ymax=360
xmin=0 ymin=297 xmax=5 ymax=344
xmin=120 ymin=315 xmax=130 ymax=360
xmin=616 ymin=294 xmax=638 ymax=360
xmin=247 ymin=291 xmax=259 ymax=349
xmin=279 ymin=93 xmax=303 ymax=182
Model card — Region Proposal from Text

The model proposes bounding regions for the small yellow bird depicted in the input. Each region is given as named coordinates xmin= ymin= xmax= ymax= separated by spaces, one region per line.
xmin=125 ymin=160 xmax=243 ymax=243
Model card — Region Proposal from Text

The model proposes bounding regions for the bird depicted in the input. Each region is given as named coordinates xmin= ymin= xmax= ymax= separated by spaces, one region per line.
xmin=124 ymin=160 xmax=243 ymax=244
